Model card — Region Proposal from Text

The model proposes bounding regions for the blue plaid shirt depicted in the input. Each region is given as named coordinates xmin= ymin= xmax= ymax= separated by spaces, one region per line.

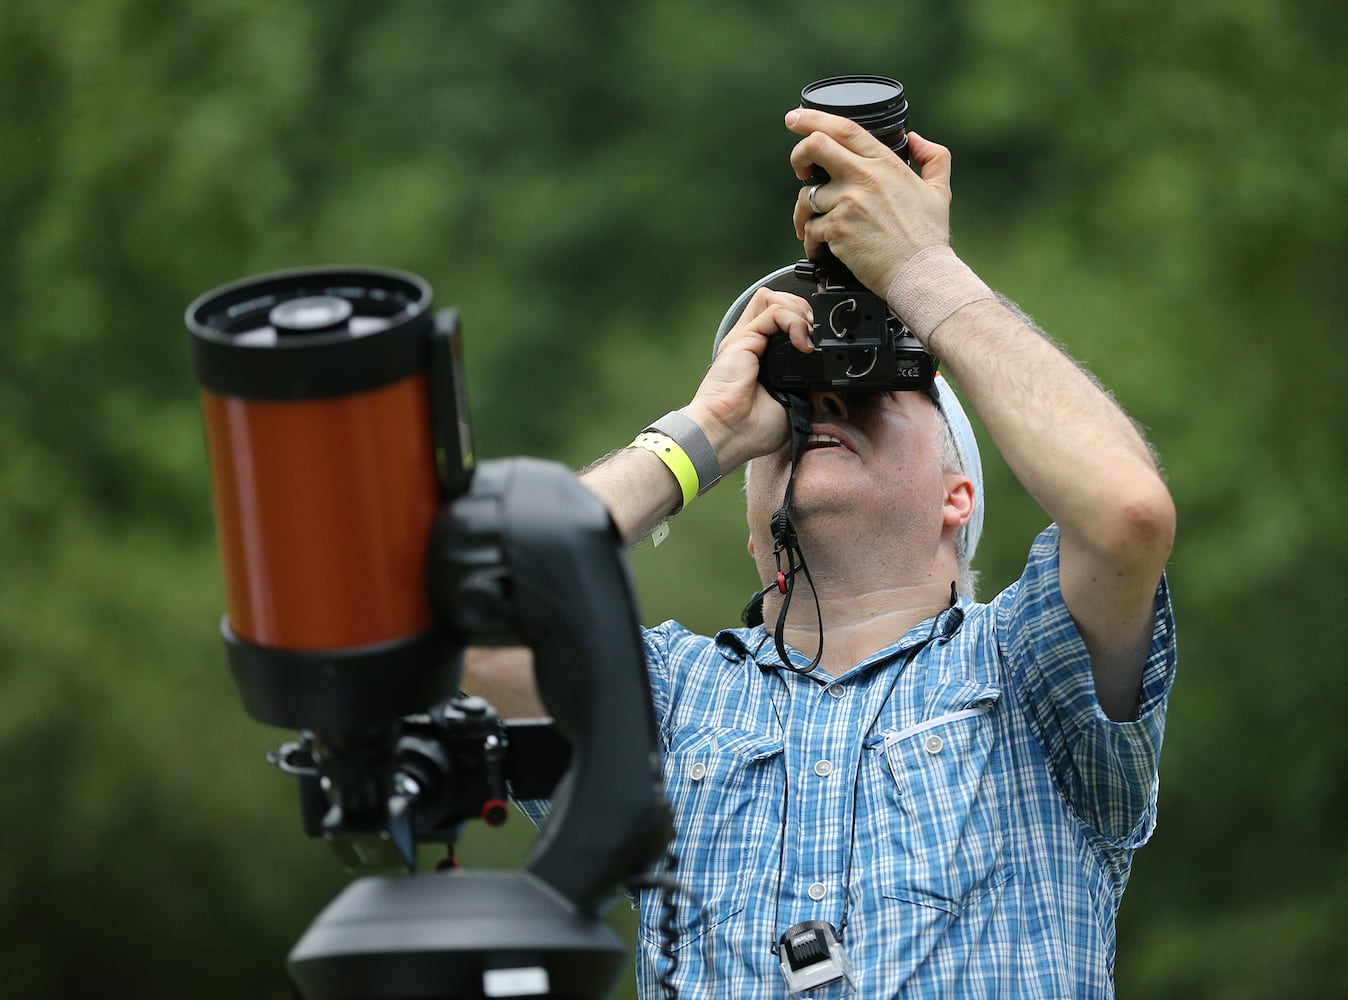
xmin=524 ymin=525 xmax=1175 ymax=998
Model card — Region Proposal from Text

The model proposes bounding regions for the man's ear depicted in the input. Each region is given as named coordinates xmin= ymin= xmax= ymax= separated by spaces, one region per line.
xmin=942 ymin=472 xmax=975 ymax=530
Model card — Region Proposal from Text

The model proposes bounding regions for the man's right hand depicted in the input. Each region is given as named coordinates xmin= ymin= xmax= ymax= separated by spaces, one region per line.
xmin=682 ymin=287 xmax=814 ymax=475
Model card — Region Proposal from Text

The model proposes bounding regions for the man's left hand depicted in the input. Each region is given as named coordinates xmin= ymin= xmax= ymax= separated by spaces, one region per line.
xmin=786 ymin=108 xmax=955 ymax=298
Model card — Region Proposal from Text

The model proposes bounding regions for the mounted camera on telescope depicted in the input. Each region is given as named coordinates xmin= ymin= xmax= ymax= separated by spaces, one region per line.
xmin=187 ymin=267 xmax=672 ymax=1000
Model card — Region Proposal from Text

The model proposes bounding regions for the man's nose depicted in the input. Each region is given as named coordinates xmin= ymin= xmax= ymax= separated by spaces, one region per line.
xmin=810 ymin=390 xmax=848 ymax=421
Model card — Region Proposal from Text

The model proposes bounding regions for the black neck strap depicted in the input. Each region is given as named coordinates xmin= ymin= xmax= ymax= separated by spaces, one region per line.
xmin=740 ymin=392 xmax=824 ymax=676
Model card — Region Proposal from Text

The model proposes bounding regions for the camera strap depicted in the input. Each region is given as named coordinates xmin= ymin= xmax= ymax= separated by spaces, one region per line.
xmin=759 ymin=391 xmax=825 ymax=676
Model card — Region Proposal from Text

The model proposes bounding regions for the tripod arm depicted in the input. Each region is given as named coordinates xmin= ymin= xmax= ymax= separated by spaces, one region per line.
xmin=428 ymin=456 xmax=672 ymax=913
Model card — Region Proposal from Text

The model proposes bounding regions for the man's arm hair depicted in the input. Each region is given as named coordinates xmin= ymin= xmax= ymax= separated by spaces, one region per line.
xmin=930 ymin=293 xmax=1175 ymax=722
xmin=993 ymin=291 xmax=1167 ymax=475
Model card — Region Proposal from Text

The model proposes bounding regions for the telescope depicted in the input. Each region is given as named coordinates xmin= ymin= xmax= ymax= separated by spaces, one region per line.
xmin=186 ymin=266 xmax=672 ymax=999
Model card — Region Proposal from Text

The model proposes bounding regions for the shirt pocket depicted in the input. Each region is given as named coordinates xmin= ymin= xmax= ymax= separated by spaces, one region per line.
xmin=639 ymin=728 xmax=784 ymax=950
xmin=871 ymin=695 xmax=1008 ymax=914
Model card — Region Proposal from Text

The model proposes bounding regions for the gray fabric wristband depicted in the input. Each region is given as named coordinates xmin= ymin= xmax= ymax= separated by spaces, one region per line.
xmin=645 ymin=411 xmax=722 ymax=496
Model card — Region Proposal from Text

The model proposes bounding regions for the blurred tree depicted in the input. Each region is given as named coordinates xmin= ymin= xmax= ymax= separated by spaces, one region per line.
xmin=1 ymin=0 xmax=1345 ymax=996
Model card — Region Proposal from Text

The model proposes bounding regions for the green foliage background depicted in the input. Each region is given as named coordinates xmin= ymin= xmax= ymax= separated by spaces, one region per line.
xmin=2 ymin=0 xmax=1345 ymax=996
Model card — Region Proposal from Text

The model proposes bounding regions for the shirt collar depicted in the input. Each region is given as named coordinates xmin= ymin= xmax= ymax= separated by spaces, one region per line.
xmin=713 ymin=600 xmax=970 ymax=679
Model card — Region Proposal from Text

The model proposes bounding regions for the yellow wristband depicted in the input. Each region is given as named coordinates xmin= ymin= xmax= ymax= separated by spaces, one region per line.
xmin=631 ymin=431 xmax=699 ymax=510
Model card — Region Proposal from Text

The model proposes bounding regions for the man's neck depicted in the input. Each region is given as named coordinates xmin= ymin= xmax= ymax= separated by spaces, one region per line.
xmin=757 ymin=549 xmax=957 ymax=677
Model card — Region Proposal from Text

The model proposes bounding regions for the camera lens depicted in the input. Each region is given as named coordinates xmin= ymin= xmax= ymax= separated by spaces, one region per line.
xmin=800 ymin=75 xmax=909 ymax=162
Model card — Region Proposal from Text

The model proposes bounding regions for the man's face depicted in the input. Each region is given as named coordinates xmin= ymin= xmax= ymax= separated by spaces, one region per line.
xmin=746 ymin=389 xmax=951 ymax=548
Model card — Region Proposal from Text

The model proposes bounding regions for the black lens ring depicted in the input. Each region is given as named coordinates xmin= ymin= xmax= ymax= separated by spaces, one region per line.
xmin=800 ymin=75 xmax=908 ymax=133
xmin=187 ymin=266 xmax=434 ymax=400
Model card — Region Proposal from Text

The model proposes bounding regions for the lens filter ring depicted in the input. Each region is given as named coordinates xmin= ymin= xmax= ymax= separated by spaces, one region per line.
xmin=187 ymin=266 xmax=434 ymax=400
xmin=800 ymin=75 xmax=909 ymax=163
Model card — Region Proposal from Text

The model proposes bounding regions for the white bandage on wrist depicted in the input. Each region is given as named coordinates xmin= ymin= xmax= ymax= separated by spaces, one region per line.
xmin=885 ymin=246 xmax=996 ymax=345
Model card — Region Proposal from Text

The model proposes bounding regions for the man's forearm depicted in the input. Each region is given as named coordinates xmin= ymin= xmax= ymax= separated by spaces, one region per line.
xmin=927 ymin=296 xmax=1167 ymax=559
xmin=579 ymin=445 xmax=684 ymax=547
xmin=927 ymin=292 xmax=1173 ymax=722
xmin=462 ymin=444 xmax=682 ymax=718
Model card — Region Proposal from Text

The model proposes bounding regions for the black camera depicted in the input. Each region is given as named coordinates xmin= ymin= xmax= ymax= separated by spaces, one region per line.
xmin=756 ymin=75 xmax=936 ymax=395
xmin=758 ymin=258 xmax=935 ymax=393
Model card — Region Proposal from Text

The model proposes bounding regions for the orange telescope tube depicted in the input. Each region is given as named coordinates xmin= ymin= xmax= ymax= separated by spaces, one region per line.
xmin=200 ymin=377 xmax=439 ymax=650
xmin=187 ymin=268 xmax=457 ymax=730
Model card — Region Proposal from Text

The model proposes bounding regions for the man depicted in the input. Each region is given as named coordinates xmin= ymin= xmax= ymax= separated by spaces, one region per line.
xmin=466 ymin=108 xmax=1176 ymax=998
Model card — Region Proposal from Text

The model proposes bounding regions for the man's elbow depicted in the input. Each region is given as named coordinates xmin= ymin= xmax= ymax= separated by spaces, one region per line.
xmin=1097 ymin=478 xmax=1176 ymax=577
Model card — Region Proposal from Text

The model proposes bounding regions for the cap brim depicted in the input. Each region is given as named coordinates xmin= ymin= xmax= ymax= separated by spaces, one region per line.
xmin=712 ymin=266 xmax=813 ymax=359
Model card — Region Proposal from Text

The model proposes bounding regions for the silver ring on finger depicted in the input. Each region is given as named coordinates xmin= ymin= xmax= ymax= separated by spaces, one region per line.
xmin=807 ymin=184 xmax=825 ymax=215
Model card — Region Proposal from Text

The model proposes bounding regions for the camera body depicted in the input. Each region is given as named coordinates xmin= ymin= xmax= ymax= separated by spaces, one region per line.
xmin=756 ymin=75 xmax=936 ymax=396
xmin=758 ymin=258 xmax=935 ymax=394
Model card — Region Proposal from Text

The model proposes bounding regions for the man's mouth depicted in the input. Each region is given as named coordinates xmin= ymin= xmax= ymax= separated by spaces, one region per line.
xmin=805 ymin=433 xmax=846 ymax=451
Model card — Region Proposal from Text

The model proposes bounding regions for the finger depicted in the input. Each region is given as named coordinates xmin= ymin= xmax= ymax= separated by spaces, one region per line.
xmin=800 ymin=215 xmax=829 ymax=266
xmin=787 ymin=129 xmax=851 ymax=184
xmin=805 ymin=182 xmax=830 ymax=215
xmin=771 ymin=304 xmax=815 ymax=355
xmin=792 ymin=183 xmax=828 ymax=239
xmin=737 ymin=285 xmax=778 ymax=324
xmin=723 ymin=294 xmax=813 ymax=354
xmin=785 ymin=108 xmax=885 ymax=160
xmin=738 ymin=286 xmax=805 ymax=325
xmin=907 ymin=130 xmax=952 ymax=198
xmin=739 ymin=301 xmax=814 ymax=356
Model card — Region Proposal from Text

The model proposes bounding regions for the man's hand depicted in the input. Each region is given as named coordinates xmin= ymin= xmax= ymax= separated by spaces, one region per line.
xmin=682 ymin=287 xmax=813 ymax=474
xmin=786 ymin=108 xmax=953 ymax=298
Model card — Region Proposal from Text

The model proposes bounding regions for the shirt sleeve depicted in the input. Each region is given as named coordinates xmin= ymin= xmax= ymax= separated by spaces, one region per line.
xmin=512 ymin=622 xmax=674 ymax=828
xmin=641 ymin=621 xmax=674 ymax=729
xmin=995 ymin=524 xmax=1177 ymax=847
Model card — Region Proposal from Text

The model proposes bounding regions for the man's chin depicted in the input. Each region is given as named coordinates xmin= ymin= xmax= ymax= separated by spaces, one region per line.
xmin=780 ymin=479 xmax=860 ymax=520
xmin=748 ymin=450 xmax=858 ymax=516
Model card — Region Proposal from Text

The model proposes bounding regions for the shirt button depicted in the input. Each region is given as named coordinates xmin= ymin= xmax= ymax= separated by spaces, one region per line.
xmin=807 ymin=882 xmax=827 ymax=901
xmin=827 ymin=685 xmax=847 ymax=700
xmin=689 ymin=761 xmax=707 ymax=781
xmin=923 ymin=734 xmax=944 ymax=755
xmin=813 ymin=759 xmax=833 ymax=777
